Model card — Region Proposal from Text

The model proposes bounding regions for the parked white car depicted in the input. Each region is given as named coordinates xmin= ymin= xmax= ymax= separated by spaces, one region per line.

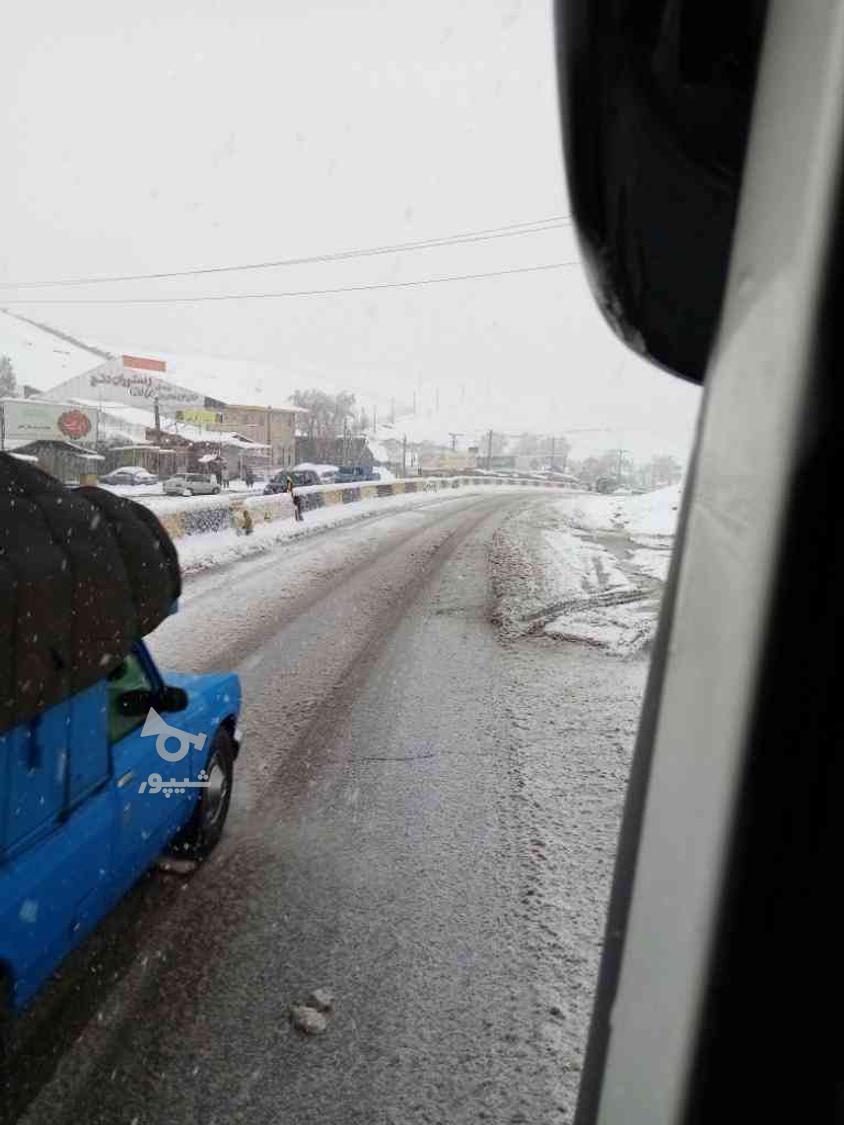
xmin=162 ymin=473 xmax=221 ymax=496
xmin=99 ymin=466 xmax=158 ymax=487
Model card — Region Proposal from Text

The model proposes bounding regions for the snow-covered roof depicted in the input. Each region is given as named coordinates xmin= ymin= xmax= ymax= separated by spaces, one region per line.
xmin=0 ymin=310 xmax=105 ymax=389
xmin=293 ymin=462 xmax=338 ymax=475
xmin=66 ymin=396 xmax=266 ymax=448
xmin=11 ymin=438 xmax=104 ymax=460
xmin=71 ymin=397 xmax=156 ymax=430
xmin=82 ymin=347 xmax=307 ymax=410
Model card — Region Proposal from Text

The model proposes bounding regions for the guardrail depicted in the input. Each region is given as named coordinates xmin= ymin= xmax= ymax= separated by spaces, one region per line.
xmin=149 ymin=475 xmax=581 ymax=538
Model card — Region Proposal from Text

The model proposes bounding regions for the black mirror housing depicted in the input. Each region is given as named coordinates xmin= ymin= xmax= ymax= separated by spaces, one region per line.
xmin=158 ymin=685 xmax=188 ymax=713
xmin=116 ymin=685 xmax=187 ymax=717
xmin=556 ymin=0 xmax=769 ymax=382
xmin=117 ymin=689 xmax=155 ymax=717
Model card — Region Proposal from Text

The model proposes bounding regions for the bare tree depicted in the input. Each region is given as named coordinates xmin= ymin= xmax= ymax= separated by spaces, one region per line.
xmin=291 ymin=388 xmax=357 ymax=440
xmin=0 ymin=355 xmax=17 ymax=398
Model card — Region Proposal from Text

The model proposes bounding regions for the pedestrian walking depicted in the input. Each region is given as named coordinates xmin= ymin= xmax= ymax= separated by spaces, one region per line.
xmin=286 ymin=476 xmax=303 ymax=521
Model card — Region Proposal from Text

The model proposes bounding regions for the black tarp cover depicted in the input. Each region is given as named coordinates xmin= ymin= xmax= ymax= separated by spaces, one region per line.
xmin=0 ymin=453 xmax=181 ymax=734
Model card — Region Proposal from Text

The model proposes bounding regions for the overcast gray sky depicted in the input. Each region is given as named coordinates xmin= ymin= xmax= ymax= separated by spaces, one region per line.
xmin=0 ymin=0 xmax=700 ymax=459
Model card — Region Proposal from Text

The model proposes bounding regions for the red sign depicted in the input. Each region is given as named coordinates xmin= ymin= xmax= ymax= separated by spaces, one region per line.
xmin=58 ymin=409 xmax=92 ymax=439
xmin=122 ymin=354 xmax=167 ymax=373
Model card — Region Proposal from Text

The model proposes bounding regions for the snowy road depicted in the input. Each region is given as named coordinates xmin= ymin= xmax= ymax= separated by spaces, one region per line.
xmin=6 ymin=490 xmax=660 ymax=1125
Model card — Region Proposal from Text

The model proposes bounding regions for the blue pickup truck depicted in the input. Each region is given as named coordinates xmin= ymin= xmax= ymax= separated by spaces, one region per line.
xmin=0 ymin=453 xmax=242 ymax=1020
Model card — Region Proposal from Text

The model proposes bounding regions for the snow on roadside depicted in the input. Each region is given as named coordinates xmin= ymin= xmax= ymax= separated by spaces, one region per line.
xmin=536 ymin=486 xmax=683 ymax=655
xmin=555 ymin=484 xmax=682 ymax=540
xmin=628 ymin=547 xmax=671 ymax=582
xmin=542 ymin=527 xmax=631 ymax=598
xmin=544 ymin=599 xmax=657 ymax=654
xmin=175 ymin=488 xmax=482 ymax=577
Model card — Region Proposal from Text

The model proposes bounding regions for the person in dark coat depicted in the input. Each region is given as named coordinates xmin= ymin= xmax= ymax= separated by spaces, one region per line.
xmin=286 ymin=476 xmax=303 ymax=521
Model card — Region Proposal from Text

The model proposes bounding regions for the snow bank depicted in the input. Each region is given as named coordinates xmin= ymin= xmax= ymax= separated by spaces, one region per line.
xmin=176 ymin=488 xmax=481 ymax=576
xmin=628 ymin=547 xmax=672 ymax=582
xmin=621 ymin=484 xmax=683 ymax=537
xmin=544 ymin=599 xmax=657 ymax=654
xmin=542 ymin=528 xmax=631 ymax=599
xmin=537 ymin=486 xmax=682 ymax=655
xmin=556 ymin=484 xmax=682 ymax=539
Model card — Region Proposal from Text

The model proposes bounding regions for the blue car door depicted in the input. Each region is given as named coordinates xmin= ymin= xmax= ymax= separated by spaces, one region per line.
xmin=0 ymin=682 xmax=113 ymax=1010
xmin=107 ymin=650 xmax=193 ymax=889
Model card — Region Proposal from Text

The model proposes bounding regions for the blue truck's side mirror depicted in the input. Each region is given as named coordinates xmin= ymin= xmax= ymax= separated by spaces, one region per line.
xmin=159 ymin=686 xmax=188 ymax=713
xmin=116 ymin=689 xmax=155 ymax=717
xmin=117 ymin=685 xmax=188 ymax=717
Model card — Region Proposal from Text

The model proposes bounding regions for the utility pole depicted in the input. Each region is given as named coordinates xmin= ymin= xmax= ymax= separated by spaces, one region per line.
xmin=550 ymin=434 xmax=556 ymax=471
xmin=153 ymin=395 xmax=161 ymax=444
xmin=486 ymin=429 xmax=493 ymax=470
xmin=402 ymin=433 xmax=407 ymax=477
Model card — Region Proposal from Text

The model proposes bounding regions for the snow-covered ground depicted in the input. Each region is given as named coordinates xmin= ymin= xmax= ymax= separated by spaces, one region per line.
xmin=175 ymin=487 xmax=481 ymax=576
xmin=540 ymin=486 xmax=681 ymax=653
xmin=492 ymin=485 xmax=682 ymax=656
xmin=555 ymin=484 xmax=682 ymax=540
xmin=100 ymin=478 xmax=264 ymax=503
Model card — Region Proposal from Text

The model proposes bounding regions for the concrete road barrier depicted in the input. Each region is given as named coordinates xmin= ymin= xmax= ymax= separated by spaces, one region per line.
xmin=153 ymin=491 xmax=294 ymax=538
xmin=148 ymin=476 xmax=582 ymax=539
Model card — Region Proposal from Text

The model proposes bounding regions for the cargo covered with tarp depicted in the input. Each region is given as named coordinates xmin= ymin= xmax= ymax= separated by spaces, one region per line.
xmin=0 ymin=452 xmax=180 ymax=735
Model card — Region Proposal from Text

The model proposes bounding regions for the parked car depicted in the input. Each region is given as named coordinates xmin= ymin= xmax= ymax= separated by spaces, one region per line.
xmin=334 ymin=465 xmax=377 ymax=484
xmin=163 ymin=473 xmax=221 ymax=496
xmin=593 ymin=476 xmax=618 ymax=494
xmin=99 ymin=466 xmax=158 ymax=487
xmin=292 ymin=462 xmax=337 ymax=483
xmin=263 ymin=469 xmax=321 ymax=494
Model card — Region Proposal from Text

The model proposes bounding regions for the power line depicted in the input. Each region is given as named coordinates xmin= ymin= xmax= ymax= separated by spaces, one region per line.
xmin=0 ymin=216 xmax=572 ymax=291
xmin=0 ymin=260 xmax=581 ymax=306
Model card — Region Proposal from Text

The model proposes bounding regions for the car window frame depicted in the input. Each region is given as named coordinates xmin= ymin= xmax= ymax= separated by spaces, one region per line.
xmin=106 ymin=643 xmax=164 ymax=745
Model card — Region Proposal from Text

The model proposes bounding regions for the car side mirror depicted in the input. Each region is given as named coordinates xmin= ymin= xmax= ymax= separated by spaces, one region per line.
xmin=116 ymin=685 xmax=188 ymax=716
xmin=158 ymin=685 xmax=188 ymax=713
xmin=117 ymin=689 xmax=155 ymax=717
xmin=556 ymin=0 xmax=769 ymax=382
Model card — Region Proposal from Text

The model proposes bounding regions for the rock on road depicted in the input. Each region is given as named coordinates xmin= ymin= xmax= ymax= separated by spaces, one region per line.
xmin=7 ymin=491 xmax=649 ymax=1125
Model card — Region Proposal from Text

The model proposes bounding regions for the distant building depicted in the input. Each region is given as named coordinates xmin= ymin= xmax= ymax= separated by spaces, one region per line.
xmin=10 ymin=439 xmax=104 ymax=484
xmin=43 ymin=356 xmax=209 ymax=414
xmin=1 ymin=312 xmax=320 ymax=481
xmin=295 ymin=434 xmax=374 ymax=469
xmin=417 ymin=446 xmax=479 ymax=473
xmin=208 ymin=403 xmax=303 ymax=469
xmin=42 ymin=356 xmax=306 ymax=471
